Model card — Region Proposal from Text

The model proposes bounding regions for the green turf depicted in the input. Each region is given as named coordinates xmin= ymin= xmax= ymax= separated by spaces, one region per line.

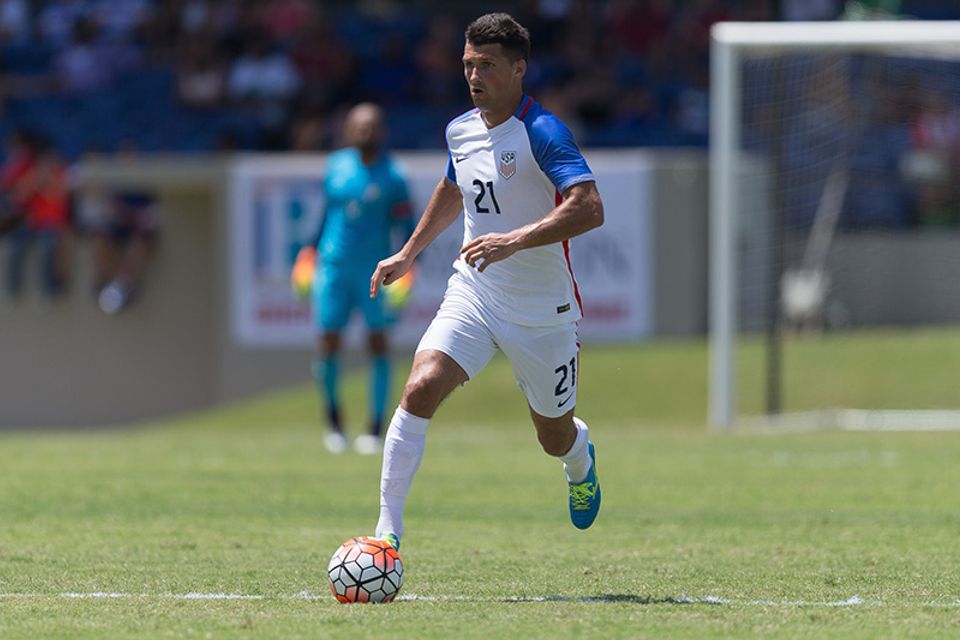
xmin=736 ymin=326 xmax=960 ymax=414
xmin=2 ymin=334 xmax=960 ymax=639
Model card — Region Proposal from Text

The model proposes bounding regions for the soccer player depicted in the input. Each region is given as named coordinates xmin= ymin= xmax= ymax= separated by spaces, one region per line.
xmin=369 ymin=13 xmax=604 ymax=550
xmin=306 ymin=103 xmax=414 ymax=455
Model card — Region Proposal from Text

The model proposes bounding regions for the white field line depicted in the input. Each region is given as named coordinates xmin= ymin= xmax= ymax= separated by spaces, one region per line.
xmin=0 ymin=592 xmax=959 ymax=607
xmin=0 ymin=592 xmax=265 ymax=601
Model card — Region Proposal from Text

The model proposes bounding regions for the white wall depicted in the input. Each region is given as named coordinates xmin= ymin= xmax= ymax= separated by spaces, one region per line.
xmin=227 ymin=150 xmax=656 ymax=350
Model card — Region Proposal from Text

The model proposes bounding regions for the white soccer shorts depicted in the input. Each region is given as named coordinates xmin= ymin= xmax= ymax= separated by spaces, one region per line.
xmin=416 ymin=273 xmax=580 ymax=418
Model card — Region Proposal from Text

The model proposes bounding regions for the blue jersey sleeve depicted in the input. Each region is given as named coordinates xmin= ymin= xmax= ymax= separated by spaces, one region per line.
xmin=445 ymin=150 xmax=457 ymax=183
xmin=524 ymin=112 xmax=594 ymax=193
xmin=443 ymin=108 xmax=475 ymax=184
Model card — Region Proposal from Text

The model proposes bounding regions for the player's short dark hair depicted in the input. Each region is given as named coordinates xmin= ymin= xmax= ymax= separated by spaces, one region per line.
xmin=465 ymin=13 xmax=530 ymax=62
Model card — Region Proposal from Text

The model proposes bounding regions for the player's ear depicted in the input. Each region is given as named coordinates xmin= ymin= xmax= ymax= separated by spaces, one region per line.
xmin=514 ymin=58 xmax=526 ymax=78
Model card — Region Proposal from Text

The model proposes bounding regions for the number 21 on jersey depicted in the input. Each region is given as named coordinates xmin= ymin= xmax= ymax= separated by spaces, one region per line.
xmin=472 ymin=179 xmax=502 ymax=214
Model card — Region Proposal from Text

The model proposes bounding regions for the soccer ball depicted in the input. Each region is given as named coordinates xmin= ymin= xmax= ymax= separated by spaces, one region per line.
xmin=327 ymin=536 xmax=404 ymax=603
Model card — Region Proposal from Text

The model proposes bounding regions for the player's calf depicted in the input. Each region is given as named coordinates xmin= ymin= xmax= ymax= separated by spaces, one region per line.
xmin=557 ymin=417 xmax=600 ymax=529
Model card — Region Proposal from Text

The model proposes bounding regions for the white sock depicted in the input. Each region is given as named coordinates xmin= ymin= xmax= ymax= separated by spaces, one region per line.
xmin=559 ymin=417 xmax=591 ymax=483
xmin=375 ymin=407 xmax=429 ymax=538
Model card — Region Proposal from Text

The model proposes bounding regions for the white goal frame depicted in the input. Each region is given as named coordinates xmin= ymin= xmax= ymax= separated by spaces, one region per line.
xmin=709 ymin=21 xmax=960 ymax=431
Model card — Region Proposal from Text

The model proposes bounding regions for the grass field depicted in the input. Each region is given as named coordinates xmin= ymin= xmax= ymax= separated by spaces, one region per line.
xmin=2 ymin=335 xmax=960 ymax=638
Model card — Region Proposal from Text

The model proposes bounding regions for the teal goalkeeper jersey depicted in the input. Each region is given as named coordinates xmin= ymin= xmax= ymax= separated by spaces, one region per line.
xmin=317 ymin=148 xmax=413 ymax=267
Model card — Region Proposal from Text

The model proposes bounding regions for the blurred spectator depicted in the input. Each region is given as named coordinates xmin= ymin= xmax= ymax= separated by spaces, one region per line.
xmin=88 ymin=0 xmax=150 ymax=75
xmin=180 ymin=0 xmax=230 ymax=35
xmin=226 ymin=31 xmax=301 ymax=147
xmin=3 ymin=133 xmax=71 ymax=305
xmin=55 ymin=17 xmax=115 ymax=93
xmin=784 ymin=59 xmax=855 ymax=228
xmin=740 ymin=0 xmax=776 ymax=20
xmin=39 ymin=0 xmax=88 ymax=48
xmin=608 ymin=0 xmax=672 ymax=56
xmin=413 ymin=15 xmax=462 ymax=108
xmin=613 ymin=86 xmax=657 ymax=133
xmin=83 ymin=146 xmax=160 ymax=314
xmin=289 ymin=109 xmax=331 ymax=152
xmin=290 ymin=15 xmax=356 ymax=109
xmin=227 ymin=34 xmax=300 ymax=103
xmin=538 ymin=86 xmax=585 ymax=141
xmin=566 ymin=66 xmax=618 ymax=131
xmin=842 ymin=0 xmax=903 ymax=20
xmin=91 ymin=190 xmax=159 ymax=314
xmin=677 ymin=0 xmax=733 ymax=55
xmin=781 ymin=0 xmax=842 ymax=20
xmin=908 ymin=87 xmax=960 ymax=153
xmin=515 ymin=0 xmax=569 ymax=52
xmin=180 ymin=0 xmax=207 ymax=33
xmin=356 ymin=32 xmax=416 ymax=106
xmin=537 ymin=0 xmax=576 ymax=21
xmin=214 ymin=128 xmax=241 ymax=152
xmin=842 ymin=70 xmax=912 ymax=228
xmin=0 ymin=0 xmax=29 ymax=46
xmin=0 ymin=129 xmax=34 ymax=234
xmin=902 ymin=87 xmax=960 ymax=226
xmin=673 ymin=64 xmax=710 ymax=140
xmin=90 ymin=0 xmax=153 ymax=43
xmin=176 ymin=33 xmax=226 ymax=110
xmin=262 ymin=0 xmax=316 ymax=46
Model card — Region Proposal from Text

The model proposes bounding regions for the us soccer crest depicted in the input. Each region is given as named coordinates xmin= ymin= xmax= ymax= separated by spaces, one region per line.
xmin=498 ymin=150 xmax=516 ymax=179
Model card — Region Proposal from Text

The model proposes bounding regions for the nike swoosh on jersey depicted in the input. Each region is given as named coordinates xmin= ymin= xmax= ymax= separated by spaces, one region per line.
xmin=454 ymin=155 xmax=469 ymax=163
xmin=557 ymin=393 xmax=575 ymax=408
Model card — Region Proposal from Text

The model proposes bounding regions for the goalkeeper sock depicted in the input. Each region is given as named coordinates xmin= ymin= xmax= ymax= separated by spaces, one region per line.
xmin=375 ymin=407 xmax=429 ymax=539
xmin=559 ymin=417 xmax=591 ymax=484
xmin=312 ymin=355 xmax=342 ymax=432
xmin=370 ymin=355 xmax=391 ymax=437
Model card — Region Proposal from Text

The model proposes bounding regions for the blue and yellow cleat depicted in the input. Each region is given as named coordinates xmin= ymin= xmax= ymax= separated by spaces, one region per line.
xmin=569 ymin=443 xmax=601 ymax=530
xmin=379 ymin=532 xmax=400 ymax=551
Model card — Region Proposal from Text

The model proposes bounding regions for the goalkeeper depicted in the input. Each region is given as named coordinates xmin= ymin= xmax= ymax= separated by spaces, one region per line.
xmin=294 ymin=103 xmax=415 ymax=455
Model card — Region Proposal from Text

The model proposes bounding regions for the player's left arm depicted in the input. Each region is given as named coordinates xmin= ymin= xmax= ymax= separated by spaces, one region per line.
xmin=460 ymin=180 xmax=603 ymax=272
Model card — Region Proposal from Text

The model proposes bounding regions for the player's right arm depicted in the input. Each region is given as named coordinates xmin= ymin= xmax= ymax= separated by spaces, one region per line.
xmin=370 ymin=177 xmax=461 ymax=298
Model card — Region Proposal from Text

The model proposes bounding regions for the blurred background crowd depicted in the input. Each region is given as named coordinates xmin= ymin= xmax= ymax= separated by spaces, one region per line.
xmin=0 ymin=0 xmax=958 ymax=155
xmin=0 ymin=0 xmax=764 ymax=157
xmin=3 ymin=0 xmax=960 ymax=309
xmin=0 ymin=0 xmax=949 ymax=160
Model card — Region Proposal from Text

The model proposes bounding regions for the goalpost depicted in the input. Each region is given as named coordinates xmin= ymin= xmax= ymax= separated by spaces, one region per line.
xmin=710 ymin=21 xmax=960 ymax=431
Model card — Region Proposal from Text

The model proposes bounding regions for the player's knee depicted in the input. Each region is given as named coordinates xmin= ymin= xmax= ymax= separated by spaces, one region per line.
xmin=320 ymin=332 xmax=342 ymax=356
xmin=532 ymin=412 xmax=577 ymax=456
xmin=400 ymin=350 xmax=466 ymax=418
xmin=401 ymin=368 xmax=445 ymax=417
xmin=368 ymin=332 xmax=388 ymax=355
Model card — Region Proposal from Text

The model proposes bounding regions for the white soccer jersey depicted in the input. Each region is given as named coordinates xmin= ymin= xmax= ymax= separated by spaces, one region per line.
xmin=444 ymin=95 xmax=595 ymax=326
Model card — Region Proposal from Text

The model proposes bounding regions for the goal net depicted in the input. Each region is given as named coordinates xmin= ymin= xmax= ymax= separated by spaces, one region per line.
xmin=710 ymin=21 xmax=960 ymax=431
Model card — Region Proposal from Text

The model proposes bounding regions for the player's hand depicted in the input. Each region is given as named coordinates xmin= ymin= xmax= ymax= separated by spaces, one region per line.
xmin=291 ymin=246 xmax=317 ymax=301
xmin=370 ymin=252 xmax=413 ymax=299
xmin=460 ymin=232 xmax=519 ymax=272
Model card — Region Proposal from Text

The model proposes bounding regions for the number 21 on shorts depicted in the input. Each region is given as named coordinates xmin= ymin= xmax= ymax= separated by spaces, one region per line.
xmin=554 ymin=356 xmax=577 ymax=409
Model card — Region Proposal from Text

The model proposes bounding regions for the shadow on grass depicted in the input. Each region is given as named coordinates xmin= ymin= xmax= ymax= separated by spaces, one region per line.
xmin=501 ymin=594 xmax=723 ymax=605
